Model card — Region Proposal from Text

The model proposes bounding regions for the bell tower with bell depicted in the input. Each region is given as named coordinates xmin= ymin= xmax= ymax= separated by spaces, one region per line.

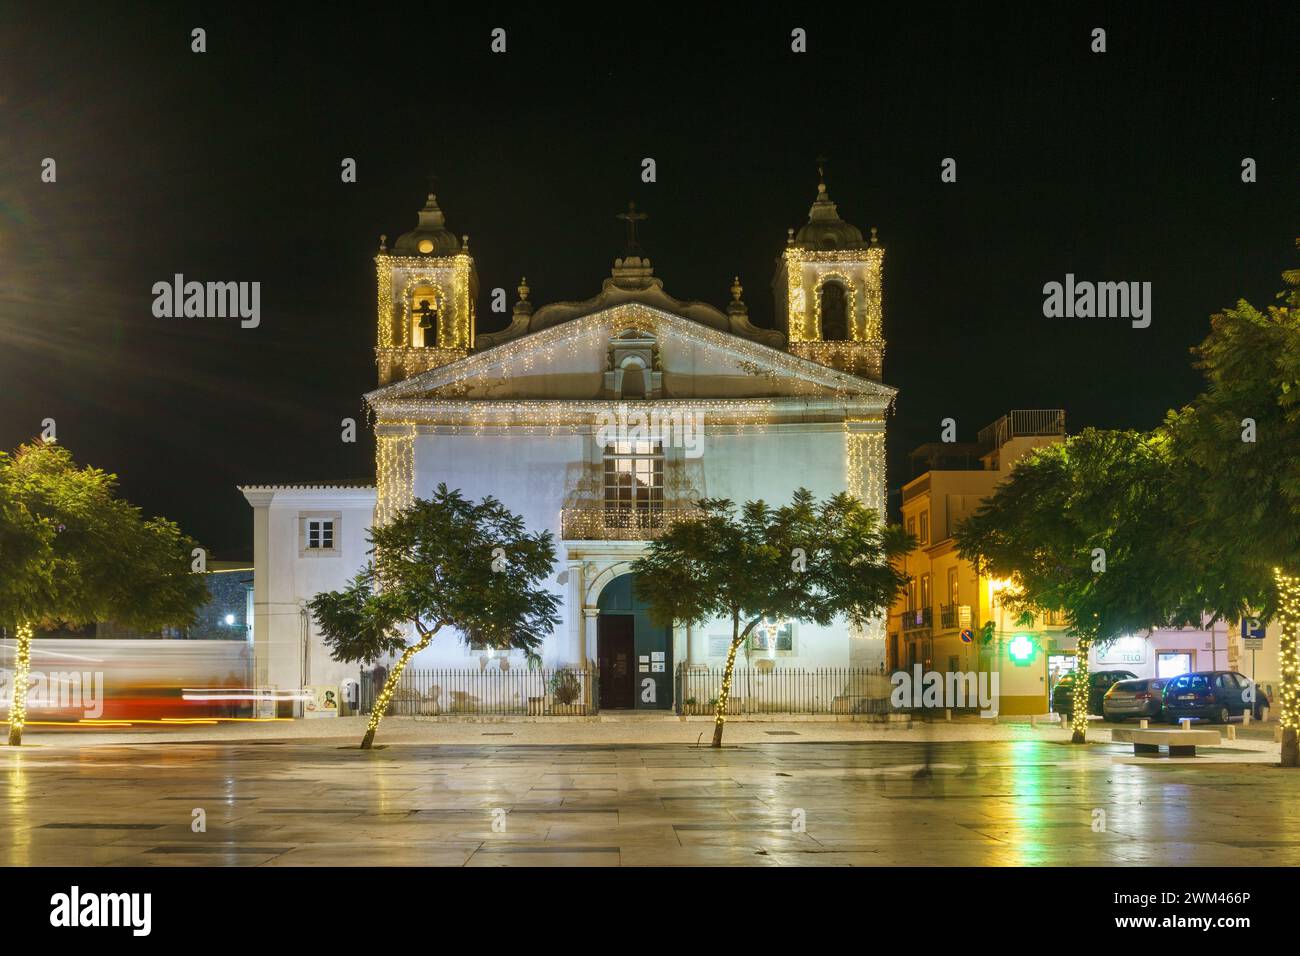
xmin=374 ymin=175 xmax=480 ymax=386
xmin=772 ymin=160 xmax=885 ymax=381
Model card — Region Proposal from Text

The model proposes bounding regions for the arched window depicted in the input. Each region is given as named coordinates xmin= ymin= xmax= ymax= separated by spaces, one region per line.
xmin=620 ymin=358 xmax=647 ymax=399
xmin=819 ymin=281 xmax=849 ymax=341
xmin=409 ymin=286 xmax=441 ymax=347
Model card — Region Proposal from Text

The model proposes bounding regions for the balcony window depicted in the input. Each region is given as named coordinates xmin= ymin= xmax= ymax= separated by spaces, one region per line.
xmin=603 ymin=438 xmax=663 ymax=528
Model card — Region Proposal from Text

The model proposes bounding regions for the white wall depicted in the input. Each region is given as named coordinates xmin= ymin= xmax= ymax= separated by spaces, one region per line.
xmin=245 ymin=487 xmax=376 ymax=706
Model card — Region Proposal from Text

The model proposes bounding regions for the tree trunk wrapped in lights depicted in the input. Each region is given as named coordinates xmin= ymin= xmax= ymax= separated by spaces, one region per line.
xmin=1275 ymin=569 xmax=1300 ymax=768
xmin=711 ymin=613 xmax=763 ymax=749
xmin=311 ymin=484 xmax=560 ymax=750
xmin=6 ymin=623 xmax=33 ymax=747
xmin=1069 ymin=635 xmax=1091 ymax=745
xmin=360 ymin=630 xmax=433 ymax=750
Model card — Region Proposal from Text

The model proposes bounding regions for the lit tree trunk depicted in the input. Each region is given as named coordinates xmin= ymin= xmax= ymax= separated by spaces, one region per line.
xmin=1273 ymin=569 xmax=1299 ymax=768
xmin=1070 ymin=634 xmax=1092 ymax=744
xmin=712 ymin=612 xmax=759 ymax=748
xmin=360 ymin=628 xmax=433 ymax=750
xmin=6 ymin=622 xmax=34 ymax=747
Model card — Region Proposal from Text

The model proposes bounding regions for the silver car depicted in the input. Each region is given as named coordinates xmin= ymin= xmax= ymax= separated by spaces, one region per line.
xmin=1102 ymin=677 xmax=1170 ymax=723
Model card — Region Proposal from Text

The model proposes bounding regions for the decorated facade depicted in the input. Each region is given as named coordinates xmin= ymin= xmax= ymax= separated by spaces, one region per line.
xmin=243 ymin=174 xmax=896 ymax=709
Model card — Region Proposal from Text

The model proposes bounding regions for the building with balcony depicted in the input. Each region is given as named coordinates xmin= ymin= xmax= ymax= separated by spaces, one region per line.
xmin=890 ymin=410 xmax=1237 ymax=715
xmin=243 ymin=172 xmax=895 ymax=711
xmin=890 ymin=411 xmax=1070 ymax=713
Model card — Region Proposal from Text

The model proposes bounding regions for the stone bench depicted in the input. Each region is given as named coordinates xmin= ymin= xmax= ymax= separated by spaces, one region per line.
xmin=1111 ymin=727 xmax=1220 ymax=757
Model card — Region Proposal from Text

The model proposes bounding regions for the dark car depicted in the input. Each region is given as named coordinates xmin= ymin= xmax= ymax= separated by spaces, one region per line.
xmin=1102 ymin=677 xmax=1169 ymax=722
xmin=1162 ymin=671 xmax=1270 ymax=724
xmin=1052 ymin=669 xmax=1138 ymax=720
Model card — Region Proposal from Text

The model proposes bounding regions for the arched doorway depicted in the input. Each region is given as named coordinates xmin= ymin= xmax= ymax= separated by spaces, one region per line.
xmin=596 ymin=573 xmax=673 ymax=710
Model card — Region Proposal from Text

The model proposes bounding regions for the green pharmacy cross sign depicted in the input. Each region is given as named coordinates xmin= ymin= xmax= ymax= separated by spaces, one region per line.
xmin=1008 ymin=633 xmax=1036 ymax=665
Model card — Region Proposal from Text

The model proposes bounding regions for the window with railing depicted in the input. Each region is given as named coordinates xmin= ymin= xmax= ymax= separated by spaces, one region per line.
xmin=603 ymin=438 xmax=664 ymax=528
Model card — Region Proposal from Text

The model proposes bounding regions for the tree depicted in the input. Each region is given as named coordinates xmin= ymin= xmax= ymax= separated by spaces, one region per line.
xmin=310 ymin=484 xmax=560 ymax=750
xmin=0 ymin=441 xmax=208 ymax=745
xmin=955 ymin=429 xmax=1203 ymax=743
xmin=631 ymin=489 xmax=911 ymax=747
xmin=1164 ymin=251 xmax=1300 ymax=765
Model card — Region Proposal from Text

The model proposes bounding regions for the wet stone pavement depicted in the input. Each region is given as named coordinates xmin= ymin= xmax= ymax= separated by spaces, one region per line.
xmin=2 ymin=739 xmax=1297 ymax=866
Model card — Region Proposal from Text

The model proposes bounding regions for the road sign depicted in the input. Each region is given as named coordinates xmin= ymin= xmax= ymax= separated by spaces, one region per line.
xmin=1242 ymin=617 xmax=1265 ymax=651
xmin=958 ymin=605 xmax=972 ymax=627
xmin=959 ymin=628 xmax=974 ymax=644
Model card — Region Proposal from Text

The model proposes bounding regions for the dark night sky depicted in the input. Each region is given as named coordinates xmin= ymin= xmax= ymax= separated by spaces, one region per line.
xmin=2 ymin=2 xmax=1297 ymax=559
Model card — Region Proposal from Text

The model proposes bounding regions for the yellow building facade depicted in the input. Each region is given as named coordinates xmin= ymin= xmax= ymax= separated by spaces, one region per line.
xmin=889 ymin=411 xmax=1069 ymax=715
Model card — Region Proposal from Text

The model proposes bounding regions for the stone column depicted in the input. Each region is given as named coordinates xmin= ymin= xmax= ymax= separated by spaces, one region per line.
xmin=566 ymin=559 xmax=585 ymax=666
xmin=583 ymin=608 xmax=601 ymax=666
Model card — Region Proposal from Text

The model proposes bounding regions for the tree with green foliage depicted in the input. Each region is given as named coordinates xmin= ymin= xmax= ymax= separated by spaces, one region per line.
xmin=955 ymin=429 xmax=1205 ymax=743
xmin=0 ymin=441 xmax=208 ymax=745
xmin=631 ymin=489 xmax=911 ymax=747
xmin=309 ymin=484 xmax=560 ymax=750
xmin=1164 ymin=249 xmax=1300 ymax=765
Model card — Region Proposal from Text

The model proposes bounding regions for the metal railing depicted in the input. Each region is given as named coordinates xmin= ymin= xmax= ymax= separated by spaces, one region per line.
xmin=560 ymin=506 xmax=701 ymax=540
xmin=977 ymin=409 xmax=1066 ymax=449
xmin=900 ymin=607 xmax=932 ymax=632
xmin=359 ymin=666 xmax=597 ymax=716
xmin=675 ymin=665 xmax=891 ymax=715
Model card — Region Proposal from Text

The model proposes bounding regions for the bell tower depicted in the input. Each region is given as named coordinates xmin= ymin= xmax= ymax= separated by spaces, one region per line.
xmin=374 ymin=181 xmax=479 ymax=386
xmin=772 ymin=165 xmax=885 ymax=381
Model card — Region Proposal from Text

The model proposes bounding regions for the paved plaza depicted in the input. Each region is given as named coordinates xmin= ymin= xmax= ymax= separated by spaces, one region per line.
xmin=2 ymin=718 xmax=1297 ymax=866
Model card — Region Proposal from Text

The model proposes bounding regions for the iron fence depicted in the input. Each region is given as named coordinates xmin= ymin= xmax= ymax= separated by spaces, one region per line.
xmin=359 ymin=665 xmax=597 ymax=716
xmin=675 ymin=665 xmax=891 ymax=716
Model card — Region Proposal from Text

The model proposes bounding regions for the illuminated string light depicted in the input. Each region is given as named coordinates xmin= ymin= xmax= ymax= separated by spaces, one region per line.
xmin=375 ymin=425 xmax=415 ymax=526
xmin=375 ymin=253 xmax=476 ymax=384
xmin=6 ymin=621 xmax=33 ymax=744
xmin=1273 ymin=568 xmax=1300 ymax=745
xmin=781 ymin=245 xmax=886 ymax=345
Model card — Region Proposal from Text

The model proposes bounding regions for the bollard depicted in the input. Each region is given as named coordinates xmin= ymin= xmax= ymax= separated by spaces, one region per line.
xmin=1138 ymin=718 xmax=1149 ymax=729
xmin=1226 ymin=725 xmax=1237 ymax=741
xmin=1277 ymin=724 xmax=1284 ymax=743
xmin=944 ymin=708 xmax=951 ymax=722
xmin=1179 ymin=718 xmax=1192 ymax=730
xmin=1242 ymin=711 xmax=1252 ymax=727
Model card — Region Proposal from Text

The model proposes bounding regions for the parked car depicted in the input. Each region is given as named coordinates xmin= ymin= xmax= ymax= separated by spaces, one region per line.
xmin=1162 ymin=671 xmax=1269 ymax=724
xmin=1052 ymin=669 xmax=1138 ymax=720
xmin=1102 ymin=677 xmax=1169 ymax=722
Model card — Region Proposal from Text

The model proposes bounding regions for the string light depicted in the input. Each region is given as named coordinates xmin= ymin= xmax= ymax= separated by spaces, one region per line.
xmin=781 ymin=246 xmax=886 ymax=345
xmin=375 ymin=253 xmax=476 ymax=384
xmin=368 ymin=303 xmax=896 ymax=406
xmin=790 ymin=340 xmax=885 ymax=380
xmin=1273 ymin=568 xmax=1300 ymax=748
xmin=6 ymin=622 xmax=34 ymax=745
xmin=363 ymin=631 xmax=433 ymax=748
xmin=375 ymin=425 xmax=415 ymax=526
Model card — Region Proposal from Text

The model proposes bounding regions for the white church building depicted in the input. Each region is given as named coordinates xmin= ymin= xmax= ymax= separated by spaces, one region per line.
xmin=241 ymin=176 xmax=895 ymax=712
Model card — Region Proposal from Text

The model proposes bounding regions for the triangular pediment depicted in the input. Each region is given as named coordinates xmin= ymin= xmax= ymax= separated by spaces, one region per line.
xmin=365 ymin=303 xmax=895 ymax=407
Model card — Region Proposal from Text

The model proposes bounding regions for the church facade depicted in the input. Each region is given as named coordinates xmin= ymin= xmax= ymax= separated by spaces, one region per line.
xmin=242 ymin=176 xmax=895 ymax=711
